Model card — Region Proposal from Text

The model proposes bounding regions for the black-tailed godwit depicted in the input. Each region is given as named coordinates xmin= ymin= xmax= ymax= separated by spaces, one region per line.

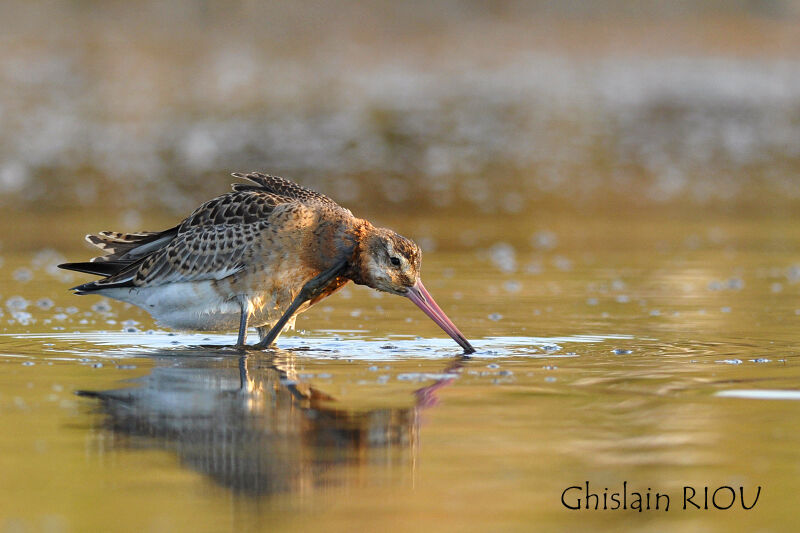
xmin=59 ymin=173 xmax=474 ymax=353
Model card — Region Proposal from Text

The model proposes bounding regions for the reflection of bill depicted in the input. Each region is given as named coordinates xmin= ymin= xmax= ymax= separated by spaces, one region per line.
xmin=78 ymin=347 xmax=465 ymax=496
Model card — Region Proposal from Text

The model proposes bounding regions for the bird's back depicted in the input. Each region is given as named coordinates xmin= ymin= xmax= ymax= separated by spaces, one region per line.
xmin=60 ymin=173 xmax=353 ymax=293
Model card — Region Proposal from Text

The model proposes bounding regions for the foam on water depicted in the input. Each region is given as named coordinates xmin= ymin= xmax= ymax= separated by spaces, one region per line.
xmin=4 ymin=331 xmax=633 ymax=361
xmin=716 ymin=389 xmax=800 ymax=401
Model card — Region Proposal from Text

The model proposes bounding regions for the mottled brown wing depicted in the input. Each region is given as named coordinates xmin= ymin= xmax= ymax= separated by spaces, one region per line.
xmin=94 ymin=222 xmax=268 ymax=288
xmin=179 ymin=173 xmax=346 ymax=233
xmin=230 ymin=172 xmax=344 ymax=209
xmin=178 ymin=190 xmax=285 ymax=231
xmin=85 ymin=229 xmax=179 ymax=263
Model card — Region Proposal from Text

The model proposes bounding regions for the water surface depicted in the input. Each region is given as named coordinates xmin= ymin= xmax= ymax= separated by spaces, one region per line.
xmin=0 ymin=207 xmax=798 ymax=532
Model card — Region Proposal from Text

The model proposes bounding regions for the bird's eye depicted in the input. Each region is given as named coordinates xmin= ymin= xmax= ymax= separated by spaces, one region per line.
xmin=390 ymin=256 xmax=401 ymax=267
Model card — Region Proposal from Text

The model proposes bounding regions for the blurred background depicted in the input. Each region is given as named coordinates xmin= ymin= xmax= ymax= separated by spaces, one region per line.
xmin=2 ymin=0 xmax=800 ymax=219
xmin=3 ymin=4 xmax=800 ymax=532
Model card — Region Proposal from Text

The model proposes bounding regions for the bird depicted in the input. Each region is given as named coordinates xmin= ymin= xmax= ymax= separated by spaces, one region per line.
xmin=58 ymin=172 xmax=475 ymax=353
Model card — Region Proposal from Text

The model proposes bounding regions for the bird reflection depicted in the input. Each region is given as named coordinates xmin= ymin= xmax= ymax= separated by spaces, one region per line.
xmin=79 ymin=347 xmax=463 ymax=496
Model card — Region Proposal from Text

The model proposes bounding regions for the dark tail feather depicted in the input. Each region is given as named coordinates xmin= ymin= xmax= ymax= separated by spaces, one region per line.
xmin=59 ymin=261 xmax=138 ymax=293
xmin=58 ymin=261 xmax=131 ymax=277
xmin=69 ymin=278 xmax=135 ymax=294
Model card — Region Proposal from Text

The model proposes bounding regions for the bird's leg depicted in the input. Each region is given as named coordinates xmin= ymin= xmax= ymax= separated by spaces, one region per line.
xmin=238 ymin=354 xmax=250 ymax=390
xmin=253 ymin=260 xmax=347 ymax=350
xmin=236 ymin=299 xmax=249 ymax=346
xmin=255 ymin=326 xmax=268 ymax=342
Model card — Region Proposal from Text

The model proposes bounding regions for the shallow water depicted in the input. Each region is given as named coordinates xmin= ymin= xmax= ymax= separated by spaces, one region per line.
xmin=1 ymin=207 xmax=799 ymax=532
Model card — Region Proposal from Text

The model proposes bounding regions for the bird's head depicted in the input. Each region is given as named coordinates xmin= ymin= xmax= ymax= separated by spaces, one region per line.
xmin=359 ymin=228 xmax=421 ymax=296
xmin=353 ymin=227 xmax=474 ymax=354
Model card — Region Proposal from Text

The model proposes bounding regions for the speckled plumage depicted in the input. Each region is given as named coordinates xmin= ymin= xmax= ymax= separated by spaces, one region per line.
xmin=60 ymin=173 xmax=357 ymax=338
xmin=59 ymin=172 xmax=474 ymax=352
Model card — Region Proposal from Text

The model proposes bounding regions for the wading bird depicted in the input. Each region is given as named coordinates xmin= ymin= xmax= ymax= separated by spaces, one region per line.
xmin=59 ymin=173 xmax=474 ymax=353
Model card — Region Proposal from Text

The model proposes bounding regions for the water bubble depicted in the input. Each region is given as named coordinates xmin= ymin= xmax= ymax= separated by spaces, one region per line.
xmin=488 ymin=313 xmax=503 ymax=321
xmin=751 ymin=358 xmax=771 ymax=363
xmin=720 ymin=306 xmax=732 ymax=313
xmin=727 ymin=278 xmax=744 ymax=290
xmin=6 ymin=296 xmax=29 ymax=311
xmin=488 ymin=242 xmax=516 ymax=273
xmin=487 ymin=363 xmax=500 ymax=369
xmin=12 ymin=268 xmax=32 ymax=282
xmin=22 ymin=361 xmax=35 ymax=366
xmin=531 ymin=230 xmax=558 ymax=250
xmin=612 ymin=349 xmax=633 ymax=355
xmin=91 ymin=301 xmax=111 ymax=312
xmin=12 ymin=311 xmax=33 ymax=325
xmin=504 ymin=281 xmax=521 ymax=293
xmin=33 ymin=249 xmax=67 ymax=271
xmin=717 ymin=359 xmax=742 ymax=365
xmin=615 ymin=295 xmax=630 ymax=303
xmin=36 ymin=298 xmax=54 ymax=310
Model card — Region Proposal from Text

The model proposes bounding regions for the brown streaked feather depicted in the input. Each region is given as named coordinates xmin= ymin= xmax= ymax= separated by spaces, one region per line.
xmin=85 ymin=228 xmax=179 ymax=263
xmin=63 ymin=172 xmax=357 ymax=295
xmin=178 ymin=190 xmax=284 ymax=230
xmin=231 ymin=172 xmax=345 ymax=210
xmin=90 ymin=222 xmax=267 ymax=288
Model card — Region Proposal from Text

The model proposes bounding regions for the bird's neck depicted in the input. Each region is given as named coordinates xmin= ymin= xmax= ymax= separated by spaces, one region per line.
xmin=344 ymin=220 xmax=377 ymax=286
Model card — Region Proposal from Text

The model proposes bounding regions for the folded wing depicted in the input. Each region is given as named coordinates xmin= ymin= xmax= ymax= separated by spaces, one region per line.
xmin=66 ymin=222 xmax=267 ymax=292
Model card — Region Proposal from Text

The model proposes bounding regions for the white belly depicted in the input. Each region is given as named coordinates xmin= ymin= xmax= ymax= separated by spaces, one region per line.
xmin=98 ymin=282 xmax=285 ymax=331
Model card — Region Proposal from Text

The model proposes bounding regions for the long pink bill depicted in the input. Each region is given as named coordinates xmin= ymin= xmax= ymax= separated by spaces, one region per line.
xmin=406 ymin=280 xmax=475 ymax=354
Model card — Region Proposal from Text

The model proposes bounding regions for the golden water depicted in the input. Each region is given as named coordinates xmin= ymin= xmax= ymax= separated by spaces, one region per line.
xmin=0 ymin=206 xmax=798 ymax=532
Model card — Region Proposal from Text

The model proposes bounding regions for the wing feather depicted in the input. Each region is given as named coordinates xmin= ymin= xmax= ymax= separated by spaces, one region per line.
xmin=62 ymin=171 xmax=340 ymax=292
xmin=87 ymin=223 xmax=265 ymax=289
xmin=85 ymin=228 xmax=179 ymax=262
xmin=178 ymin=190 xmax=282 ymax=230
xmin=231 ymin=172 xmax=342 ymax=209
